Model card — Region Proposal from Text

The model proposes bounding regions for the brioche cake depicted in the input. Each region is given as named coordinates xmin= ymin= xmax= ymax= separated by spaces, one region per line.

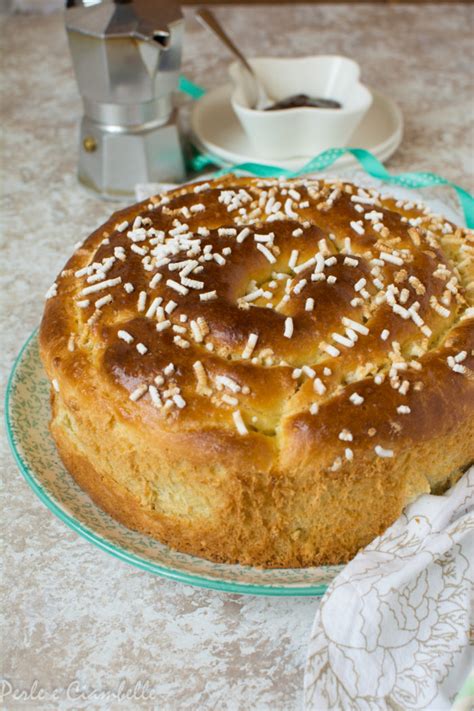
xmin=39 ymin=177 xmax=474 ymax=567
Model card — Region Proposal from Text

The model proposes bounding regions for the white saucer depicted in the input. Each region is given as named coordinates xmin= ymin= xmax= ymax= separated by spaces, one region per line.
xmin=190 ymin=83 xmax=403 ymax=172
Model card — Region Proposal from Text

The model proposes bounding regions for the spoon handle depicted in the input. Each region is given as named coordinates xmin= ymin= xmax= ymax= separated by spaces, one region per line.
xmin=195 ymin=9 xmax=256 ymax=79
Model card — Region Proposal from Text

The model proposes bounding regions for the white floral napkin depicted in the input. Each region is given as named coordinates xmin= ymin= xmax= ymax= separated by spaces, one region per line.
xmin=304 ymin=466 xmax=474 ymax=711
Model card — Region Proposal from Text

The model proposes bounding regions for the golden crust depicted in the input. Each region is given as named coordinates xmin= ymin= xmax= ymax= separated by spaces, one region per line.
xmin=40 ymin=176 xmax=474 ymax=567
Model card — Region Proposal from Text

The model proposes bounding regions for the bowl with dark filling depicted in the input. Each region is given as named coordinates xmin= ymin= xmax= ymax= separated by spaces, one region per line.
xmin=229 ymin=56 xmax=373 ymax=160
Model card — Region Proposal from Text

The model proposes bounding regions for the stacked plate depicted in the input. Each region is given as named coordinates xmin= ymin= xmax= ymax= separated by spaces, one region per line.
xmin=190 ymin=84 xmax=403 ymax=171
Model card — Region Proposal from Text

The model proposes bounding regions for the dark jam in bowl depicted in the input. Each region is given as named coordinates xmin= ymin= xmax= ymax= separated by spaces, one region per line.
xmin=265 ymin=94 xmax=342 ymax=111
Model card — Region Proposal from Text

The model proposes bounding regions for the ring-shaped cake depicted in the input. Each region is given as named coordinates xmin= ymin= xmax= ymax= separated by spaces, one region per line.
xmin=40 ymin=177 xmax=474 ymax=567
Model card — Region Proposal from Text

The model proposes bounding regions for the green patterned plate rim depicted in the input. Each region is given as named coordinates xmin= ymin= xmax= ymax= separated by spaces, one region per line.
xmin=5 ymin=330 xmax=343 ymax=596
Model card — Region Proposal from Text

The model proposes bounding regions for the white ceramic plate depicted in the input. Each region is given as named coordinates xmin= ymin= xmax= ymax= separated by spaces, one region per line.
xmin=190 ymin=83 xmax=403 ymax=171
xmin=6 ymin=331 xmax=343 ymax=596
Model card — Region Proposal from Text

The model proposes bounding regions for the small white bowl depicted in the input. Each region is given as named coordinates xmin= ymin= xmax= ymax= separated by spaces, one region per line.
xmin=229 ymin=56 xmax=373 ymax=161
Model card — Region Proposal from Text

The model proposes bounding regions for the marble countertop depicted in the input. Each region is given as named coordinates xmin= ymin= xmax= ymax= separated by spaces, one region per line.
xmin=1 ymin=4 xmax=473 ymax=709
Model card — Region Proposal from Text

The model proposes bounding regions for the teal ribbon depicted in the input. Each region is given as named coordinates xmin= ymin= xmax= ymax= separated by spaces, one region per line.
xmin=178 ymin=75 xmax=206 ymax=100
xmin=179 ymin=77 xmax=474 ymax=228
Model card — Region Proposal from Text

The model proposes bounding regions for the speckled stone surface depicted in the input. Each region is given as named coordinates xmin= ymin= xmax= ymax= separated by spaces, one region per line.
xmin=1 ymin=5 xmax=473 ymax=709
